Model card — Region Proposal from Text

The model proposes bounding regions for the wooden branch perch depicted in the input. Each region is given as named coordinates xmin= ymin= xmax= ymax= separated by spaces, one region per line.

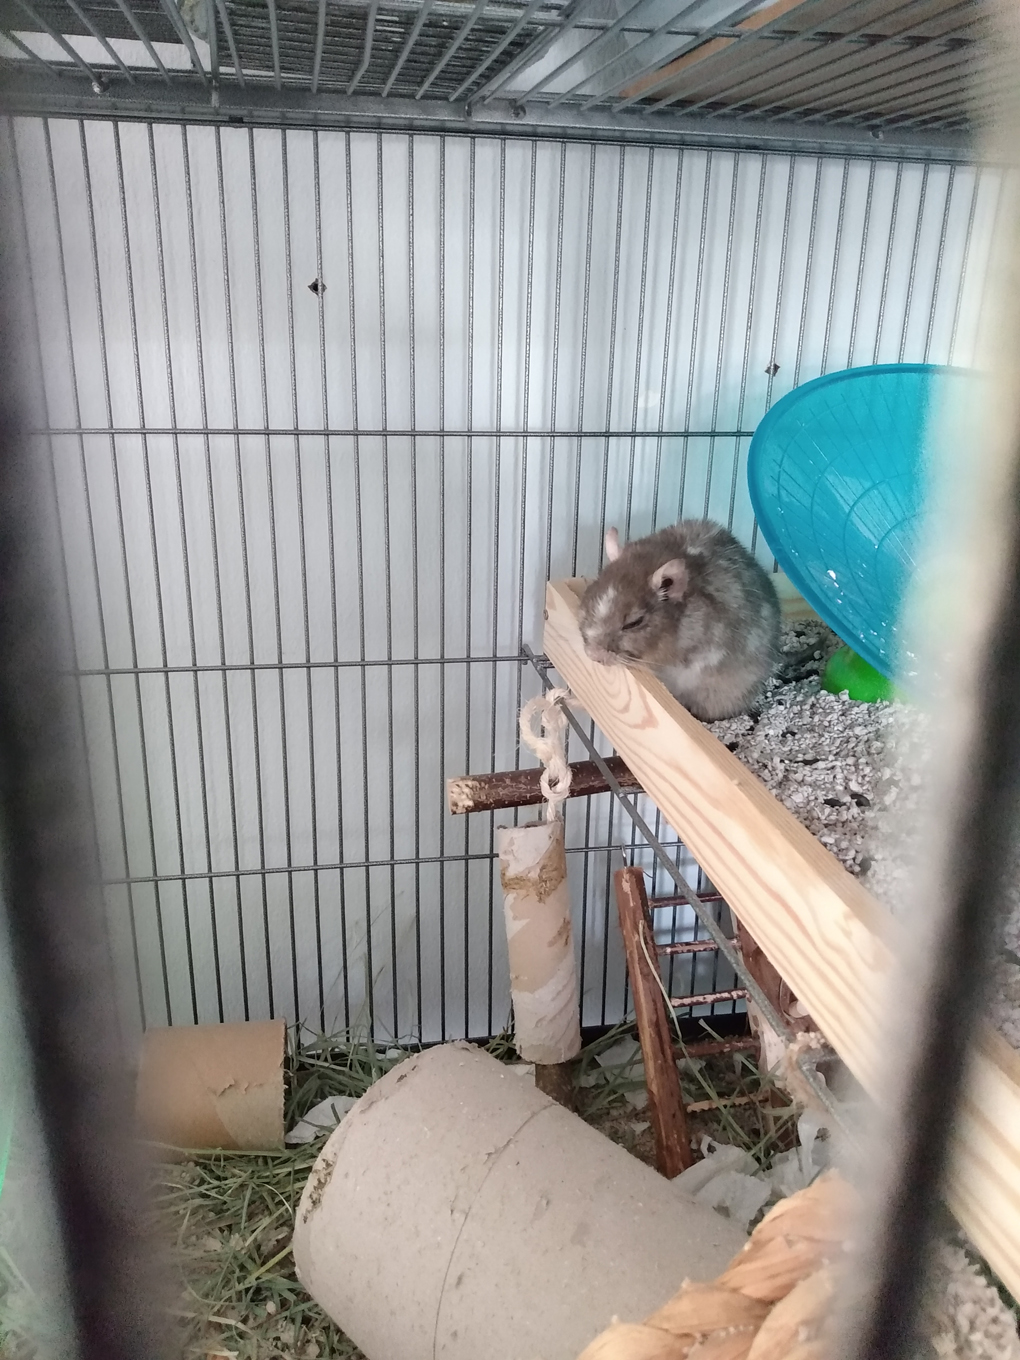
xmin=447 ymin=756 xmax=641 ymax=815
xmin=544 ymin=575 xmax=1020 ymax=1298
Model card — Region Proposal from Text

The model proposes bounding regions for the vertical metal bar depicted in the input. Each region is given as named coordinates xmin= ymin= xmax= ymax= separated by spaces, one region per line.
xmin=310 ymin=0 xmax=327 ymax=95
xmin=103 ymin=123 xmax=173 ymax=1024
xmin=570 ymin=143 xmax=597 ymax=576
xmin=309 ymin=131 xmax=328 ymax=1031
xmin=205 ymin=0 xmax=219 ymax=84
xmin=575 ymin=801 xmax=592 ymax=1024
xmin=598 ymin=175 xmax=631 ymax=1033
xmin=578 ymin=759 xmax=598 ymax=1023
xmin=281 ymin=128 xmax=324 ymax=1028
xmin=792 ymin=157 xmax=823 ymax=388
xmin=437 ymin=134 xmax=449 ymax=1036
xmin=820 ymin=158 xmax=851 ymax=375
xmin=270 ymin=129 xmax=300 ymax=1022
xmin=182 ymin=124 xmax=249 ymax=1019
xmin=382 ymin=0 xmax=435 ymax=98
xmin=32 ymin=121 xmax=146 ymax=1029
xmin=214 ymin=0 xmax=246 ymax=88
xmin=624 ymin=146 xmax=655 ymax=540
xmin=267 ymin=0 xmax=282 ymax=90
xmin=463 ymin=136 xmax=476 ymax=1038
xmin=600 ymin=788 xmax=616 ymax=1025
xmin=597 ymin=146 xmax=626 ymax=548
xmin=704 ymin=152 xmax=739 ymax=521
xmin=117 ymin=122 xmax=200 ymax=1023
xmin=676 ymin=149 xmax=712 ymax=520
xmin=898 ymin=161 xmax=930 ymax=362
xmin=544 ymin=141 xmax=567 ymax=587
xmin=512 ymin=140 xmax=538 ymax=763
xmin=486 ymin=138 xmax=507 ymax=1038
xmin=375 ymin=132 xmax=399 ymax=1041
xmin=968 ymin=170 xmax=1009 ymax=374
xmin=142 ymin=129 xmax=202 ymax=1022
xmin=313 ymin=128 xmax=349 ymax=1031
xmin=233 ymin=127 xmax=275 ymax=1016
xmin=146 ymin=123 xmax=224 ymax=1021
xmin=923 ymin=164 xmax=955 ymax=364
xmin=344 ymin=129 xmax=374 ymax=1033
xmin=947 ymin=167 xmax=982 ymax=366
xmin=651 ymin=147 xmax=683 ymax=531
xmin=846 ymin=158 xmax=877 ymax=368
xmin=752 ymin=154 xmax=796 ymax=557
xmin=656 ymin=809 xmax=677 ymax=999
xmin=727 ymin=153 xmax=767 ymax=531
xmin=873 ymin=161 xmax=904 ymax=366
xmin=406 ymin=132 xmax=423 ymax=1042
xmin=347 ymin=0 xmax=379 ymax=95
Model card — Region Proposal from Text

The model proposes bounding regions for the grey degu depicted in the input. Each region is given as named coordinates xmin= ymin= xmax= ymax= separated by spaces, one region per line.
xmin=577 ymin=519 xmax=780 ymax=722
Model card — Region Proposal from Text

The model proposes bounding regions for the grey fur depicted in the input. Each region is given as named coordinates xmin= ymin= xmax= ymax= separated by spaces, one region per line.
xmin=577 ymin=520 xmax=781 ymax=721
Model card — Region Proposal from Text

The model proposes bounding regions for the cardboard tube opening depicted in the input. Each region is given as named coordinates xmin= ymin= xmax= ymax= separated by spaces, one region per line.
xmin=136 ymin=1019 xmax=286 ymax=1152
xmin=293 ymin=1043 xmax=746 ymax=1360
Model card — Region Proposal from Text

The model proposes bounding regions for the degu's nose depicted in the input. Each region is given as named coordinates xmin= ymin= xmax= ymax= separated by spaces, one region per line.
xmin=583 ymin=642 xmax=615 ymax=666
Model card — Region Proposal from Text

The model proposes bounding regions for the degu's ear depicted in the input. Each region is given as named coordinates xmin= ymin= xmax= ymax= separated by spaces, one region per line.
xmin=604 ymin=527 xmax=621 ymax=562
xmin=649 ymin=558 xmax=688 ymax=600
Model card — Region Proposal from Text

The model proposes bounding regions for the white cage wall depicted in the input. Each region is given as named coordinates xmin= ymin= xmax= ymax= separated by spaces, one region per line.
xmin=0 ymin=115 xmax=1001 ymax=1042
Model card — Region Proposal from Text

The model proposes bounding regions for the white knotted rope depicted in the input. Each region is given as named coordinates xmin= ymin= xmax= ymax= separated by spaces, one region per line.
xmin=518 ymin=688 xmax=573 ymax=822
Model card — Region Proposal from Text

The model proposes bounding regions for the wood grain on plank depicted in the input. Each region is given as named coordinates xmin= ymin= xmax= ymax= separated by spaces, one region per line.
xmin=948 ymin=1028 xmax=1020 ymax=1292
xmin=544 ymin=577 xmax=1020 ymax=1295
xmin=545 ymin=577 xmax=892 ymax=1085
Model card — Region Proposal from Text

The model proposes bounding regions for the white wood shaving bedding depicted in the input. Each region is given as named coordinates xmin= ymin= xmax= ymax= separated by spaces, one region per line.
xmin=704 ymin=620 xmax=1020 ymax=1054
xmin=929 ymin=1244 xmax=1020 ymax=1360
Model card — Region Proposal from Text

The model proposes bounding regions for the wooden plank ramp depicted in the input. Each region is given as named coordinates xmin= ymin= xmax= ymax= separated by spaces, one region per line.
xmin=544 ymin=576 xmax=1020 ymax=1296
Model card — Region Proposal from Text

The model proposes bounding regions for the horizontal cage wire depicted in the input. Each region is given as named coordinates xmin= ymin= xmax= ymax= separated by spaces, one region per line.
xmin=0 ymin=112 xmax=1006 ymax=1044
xmin=0 ymin=0 xmax=991 ymax=148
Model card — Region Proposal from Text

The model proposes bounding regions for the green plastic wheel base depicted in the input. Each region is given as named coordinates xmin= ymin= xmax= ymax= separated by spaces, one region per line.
xmin=821 ymin=645 xmax=899 ymax=704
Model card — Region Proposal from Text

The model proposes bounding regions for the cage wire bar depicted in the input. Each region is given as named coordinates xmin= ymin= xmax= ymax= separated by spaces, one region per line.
xmin=0 ymin=111 xmax=1002 ymax=1046
xmin=0 ymin=0 xmax=990 ymax=157
xmin=0 ymin=0 xmax=1007 ymax=1045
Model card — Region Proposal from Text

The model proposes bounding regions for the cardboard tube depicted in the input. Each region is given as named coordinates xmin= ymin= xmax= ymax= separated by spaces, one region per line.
xmin=136 ymin=1019 xmax=286 ymax=1151
xmin=293 ymin=1043 xmax=746 ymax=1360
xmin=497 ymin=818 xmax=581 ymax=1063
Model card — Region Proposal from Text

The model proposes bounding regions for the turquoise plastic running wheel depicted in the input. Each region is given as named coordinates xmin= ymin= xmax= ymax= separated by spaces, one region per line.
xmin=747 ymin=364 xmax=978 ymax=682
